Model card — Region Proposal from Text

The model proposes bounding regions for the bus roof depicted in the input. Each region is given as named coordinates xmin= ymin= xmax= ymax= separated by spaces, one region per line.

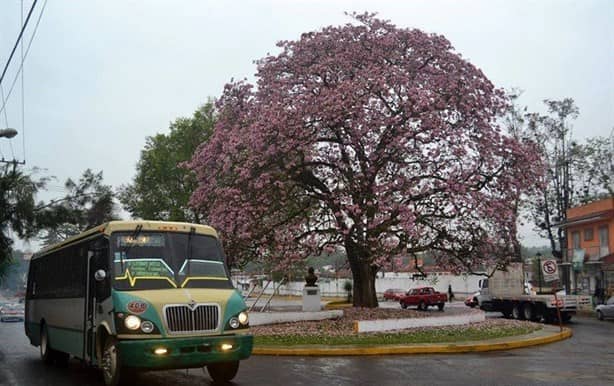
xmin=33 ymin=220 xmax=218 ymax=258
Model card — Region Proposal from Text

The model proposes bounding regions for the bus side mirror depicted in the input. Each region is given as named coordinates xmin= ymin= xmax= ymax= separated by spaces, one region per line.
xmin=94 ymin=269 xmax=107 ymax=282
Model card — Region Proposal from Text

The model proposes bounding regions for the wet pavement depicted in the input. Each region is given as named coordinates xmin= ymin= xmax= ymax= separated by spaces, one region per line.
xmin=1 ymin=314 xmax=612 ymax=385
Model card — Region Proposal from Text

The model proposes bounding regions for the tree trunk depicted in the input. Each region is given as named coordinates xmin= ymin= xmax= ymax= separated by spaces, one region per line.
xmin=345 ymin=240 xmax=379 ymax=308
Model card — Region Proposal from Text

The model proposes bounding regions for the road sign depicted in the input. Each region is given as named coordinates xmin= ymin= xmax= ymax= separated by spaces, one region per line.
xmin=542 ymin=259 xmax=559 ymax=282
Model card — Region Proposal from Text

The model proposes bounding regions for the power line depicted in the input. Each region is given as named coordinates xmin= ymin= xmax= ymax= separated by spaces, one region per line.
xmin=0 ymin=85 xmax=8 ymax=128
xmin=0 ymin=85 xmax=9 ymax=160
xmin=0 ymin=0 xmax=38 ymax=88
xmin=21 ymin=0 xmax=26 ymax=164
xmin=0 ymin=0 xmax=47 ymax=119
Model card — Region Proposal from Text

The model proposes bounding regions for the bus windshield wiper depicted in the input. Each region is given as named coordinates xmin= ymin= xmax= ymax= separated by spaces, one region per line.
xmin=120 ymin=224 xmax=143 ymax=272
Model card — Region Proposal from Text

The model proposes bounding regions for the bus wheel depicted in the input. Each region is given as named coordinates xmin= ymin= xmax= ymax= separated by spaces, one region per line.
xmin=101 ymin=338 xmax=121 ymax=386
xmin=207 ymin=361 xmax=240 ymax=382
xmin=40 ymin=324 xmax=56 ymax=365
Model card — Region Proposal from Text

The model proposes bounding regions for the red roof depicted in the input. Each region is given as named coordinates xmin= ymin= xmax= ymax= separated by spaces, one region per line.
xmin=559 ymin=209 xmax=614 ymax=228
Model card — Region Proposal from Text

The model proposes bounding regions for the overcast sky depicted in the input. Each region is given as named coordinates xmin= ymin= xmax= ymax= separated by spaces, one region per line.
xmin=1 ymin=0 xmax=612 ymax=248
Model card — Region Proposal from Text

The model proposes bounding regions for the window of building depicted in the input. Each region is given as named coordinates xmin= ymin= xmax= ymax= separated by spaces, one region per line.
xmin=584 ymin=228 xmax=594 ymax=241
xmin=571 ymin=231 xmax=581 ymax=250
xmin=599 ymin=226 xmax=610 ymax=257
xmin=599 ymin=226 xmax=609 ymax=245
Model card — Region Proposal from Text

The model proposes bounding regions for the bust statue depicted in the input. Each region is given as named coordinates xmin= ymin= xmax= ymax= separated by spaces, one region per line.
xmin=304 ymin=267 xmax=318 ymax=287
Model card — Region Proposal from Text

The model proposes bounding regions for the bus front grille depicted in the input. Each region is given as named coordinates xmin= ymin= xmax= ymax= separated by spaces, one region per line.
xmin=164 ymin=304 xmax=220 ymax=334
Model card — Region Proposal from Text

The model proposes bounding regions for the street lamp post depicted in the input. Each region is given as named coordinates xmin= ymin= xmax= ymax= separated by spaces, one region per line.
xmin=0 ymin=128 xmax=18 ymax=138
xmin=0 ymin=128 xmax=25 ymax=166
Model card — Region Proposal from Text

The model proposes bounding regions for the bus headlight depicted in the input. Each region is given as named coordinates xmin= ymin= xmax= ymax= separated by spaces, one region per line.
xmin=226 ymin=311 xmax=249 ymax=330
xmin=124 ymin=315 xmax=141 ymax=330
xmin=229 ymin=317 xmax=240 ymax=329
xmin=238 ymin=311 xmax=248 ymax=325
xmin=141 ymin=320 xmax=154 ymax=333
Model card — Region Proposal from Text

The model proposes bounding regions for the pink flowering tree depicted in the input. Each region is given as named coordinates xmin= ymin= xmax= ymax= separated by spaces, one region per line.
xmin=188 ymin=14 xmax=543 ymax=307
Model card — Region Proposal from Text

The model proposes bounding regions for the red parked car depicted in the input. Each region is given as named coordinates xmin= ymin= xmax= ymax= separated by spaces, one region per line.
xmin=383 ymin=288 xmax=406 ymax=301
xmin=399 ymin=287 xmax=447 ymax=311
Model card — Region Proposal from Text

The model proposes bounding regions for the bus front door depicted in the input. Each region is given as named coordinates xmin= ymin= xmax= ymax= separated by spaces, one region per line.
xmin=84 ymin=241 xmax=110 ymax=366
xmin=83 ymin=251 xmax=97 ymax=365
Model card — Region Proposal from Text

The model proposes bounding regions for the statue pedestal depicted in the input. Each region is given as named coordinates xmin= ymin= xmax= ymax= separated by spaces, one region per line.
xmin=302 ymin=287 xmax=321 ymax=312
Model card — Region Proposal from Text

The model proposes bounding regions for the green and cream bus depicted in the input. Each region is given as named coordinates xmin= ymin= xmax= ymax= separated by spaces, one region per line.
xmin=25 ymin=221 xmax=252 ymax=385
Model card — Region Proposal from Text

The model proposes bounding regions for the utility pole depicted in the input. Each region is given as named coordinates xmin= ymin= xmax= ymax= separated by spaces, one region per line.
xmin=537 ymin=252 xmax=542 ymax=294
xmin=0 ymin=128 xmax=25 ymax=165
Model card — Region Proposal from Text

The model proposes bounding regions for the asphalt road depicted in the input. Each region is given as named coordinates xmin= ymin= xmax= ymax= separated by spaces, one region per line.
xmin=1 ymin=315 xmax=613 ymax=386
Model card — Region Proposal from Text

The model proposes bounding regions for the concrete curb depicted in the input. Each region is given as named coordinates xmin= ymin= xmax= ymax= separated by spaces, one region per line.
xmin=252 ymin=326 xmax=572 ymax=356
xmin=250 ymin=310 xmax=344 ymax=326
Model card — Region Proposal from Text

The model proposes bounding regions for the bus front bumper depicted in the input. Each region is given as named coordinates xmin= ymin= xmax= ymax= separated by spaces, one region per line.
xmin=117 ymin=334 xmax=253 ymax=369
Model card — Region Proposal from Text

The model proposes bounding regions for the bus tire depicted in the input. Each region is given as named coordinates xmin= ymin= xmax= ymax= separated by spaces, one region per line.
xmin=40 ymin=324 xmax=56 ymax=365
xmin=101 ymin=337 xmax=121 ymax=386
xmin=207 ymin=361 xmax=240 ymax=382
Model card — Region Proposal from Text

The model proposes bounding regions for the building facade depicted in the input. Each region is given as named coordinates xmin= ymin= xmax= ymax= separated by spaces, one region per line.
xmin=562 ymin=197 xmax=614 ymax=299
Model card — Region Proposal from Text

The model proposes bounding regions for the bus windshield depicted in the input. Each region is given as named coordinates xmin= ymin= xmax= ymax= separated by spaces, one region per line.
xmin=111 ymin=231 xmax=232 ymax=290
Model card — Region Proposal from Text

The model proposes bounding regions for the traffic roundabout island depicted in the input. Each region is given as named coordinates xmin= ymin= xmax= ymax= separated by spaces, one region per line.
xmin=249 ymin=305 xmax=573 ymax=356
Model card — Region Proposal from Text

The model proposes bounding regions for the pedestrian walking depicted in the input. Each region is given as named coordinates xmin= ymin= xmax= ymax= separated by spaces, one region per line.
xmin=448 ymin=284 xmax=454 ymax=303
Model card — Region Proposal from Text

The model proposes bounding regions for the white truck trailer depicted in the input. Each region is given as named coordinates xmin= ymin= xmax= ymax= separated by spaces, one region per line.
xmin=477 ymin=263 xmax=591 ymax=323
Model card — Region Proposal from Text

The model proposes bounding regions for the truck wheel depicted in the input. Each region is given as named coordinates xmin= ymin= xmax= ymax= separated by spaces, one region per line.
xmin=522 ymin=304 xmax=535 ymax=321
xmin=512 ymin=304 xmax=525 ymax=320
xmin=543 ymin=311 xmax=555 ymax=324
xmin=437 ymin=303 xmax=444 ymax=311
xmin=207 ymin=361 xmax=239 ymax=382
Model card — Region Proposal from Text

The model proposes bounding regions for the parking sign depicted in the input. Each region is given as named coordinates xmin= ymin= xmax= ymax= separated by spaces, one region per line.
xmin=541 ymin=259 xmax=559 ymax=282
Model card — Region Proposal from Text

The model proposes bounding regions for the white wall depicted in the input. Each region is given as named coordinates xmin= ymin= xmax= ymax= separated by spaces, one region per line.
xmin=240 ymin=272 xmax=483 ymax=298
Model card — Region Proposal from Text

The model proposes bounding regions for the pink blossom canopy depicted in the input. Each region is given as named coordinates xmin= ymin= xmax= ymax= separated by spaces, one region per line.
xmin=188 ymin=13 xmax=542 ymax=275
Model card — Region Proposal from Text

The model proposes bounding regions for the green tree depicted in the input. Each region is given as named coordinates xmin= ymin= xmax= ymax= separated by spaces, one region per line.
xmin=1 ymin=165 xmax=118 ymax=274
xmin=524 ymin=99 xmax=613 ymax=258
xmin=580 ymin=134 xmax=614 ymax=198
xmin=0 ymin=164 xmax=46 ymax=276
xmin=505 ymin=95 xmax=613 ymax=292
xmin=0 ymin=249 xmax=29 ymax=292
xmin=118 ymin=102 xmax=215 ymax=222
xmin=38 ymin=169 xmax=118 ymax=246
